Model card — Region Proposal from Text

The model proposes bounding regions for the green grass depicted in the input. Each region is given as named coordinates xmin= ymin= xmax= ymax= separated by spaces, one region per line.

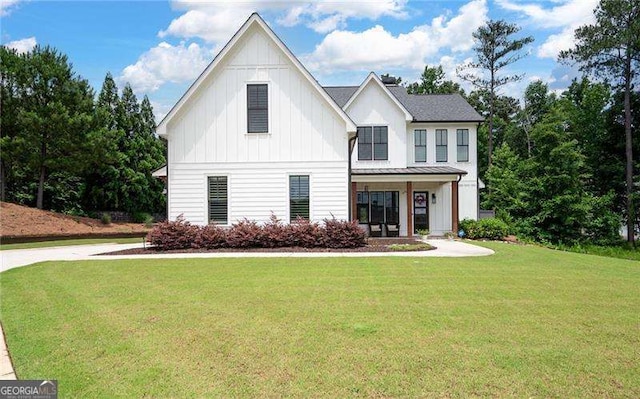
xmin=0 ymin=237 xmax=143 ymax=251
xmin=1 ymin=242 xmax=639 ymax=397
xmin=563 ymin=243 xmax=640 ymax=261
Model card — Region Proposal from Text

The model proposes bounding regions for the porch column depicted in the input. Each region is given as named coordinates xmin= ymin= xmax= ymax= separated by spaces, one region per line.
xmin=451 ymin=180 xmax=459 ymax=234
xmin=406 ymin=181 xmax=413 ymax=237
xmin=351 ymin=182 xmax=357 ymax=221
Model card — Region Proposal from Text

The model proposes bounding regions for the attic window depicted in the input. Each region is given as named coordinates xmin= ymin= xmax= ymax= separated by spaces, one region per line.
xmin=247 ymin=84 xmax=268 ymax=133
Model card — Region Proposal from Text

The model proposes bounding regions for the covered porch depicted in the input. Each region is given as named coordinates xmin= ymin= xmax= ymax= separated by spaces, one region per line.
xmin=350 ymin=167 xmax=467 ymax=237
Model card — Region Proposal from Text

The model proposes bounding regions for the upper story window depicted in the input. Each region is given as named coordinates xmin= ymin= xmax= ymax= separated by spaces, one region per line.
xmin=436 ymin=129 xmax=448 ymax=162
xmin=457 ymin=129 xmax=469 ymax=162
xmin=414 ymin=129 xmax=427 ymax=163
xmin=358 ymin=126 xmax=388 ymax=160
xmin=247 ymin=84 xmax=268 ymax=133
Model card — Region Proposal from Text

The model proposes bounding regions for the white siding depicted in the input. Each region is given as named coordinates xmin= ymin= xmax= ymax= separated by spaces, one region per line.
xmin=168 ymin=161 xmax=348 ymax=226
xmin=166 ymin=25 xmax=350 ymax=224
xmin=167 ymin=25 xmax=349 ymax=166
xmin=347 ymin=81 xmax=408 ymax=169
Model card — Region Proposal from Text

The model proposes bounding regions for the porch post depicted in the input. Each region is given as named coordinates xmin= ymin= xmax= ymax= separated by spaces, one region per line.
xmin=407 ymin=181 xmax=413 ymax=237
xmin=451 ymin=180 xmax=459 ymax=234
xmin=351 ymin=182 xmax=357 ymax=221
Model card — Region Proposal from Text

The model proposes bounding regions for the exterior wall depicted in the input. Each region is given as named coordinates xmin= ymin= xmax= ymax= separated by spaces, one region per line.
xmin=347 ymin=82 xmax=408 ymax=169
xmin=166 ymin=24 xmax=350 ymax=224
xmin=169 ymin=161 xmax=347 ymax=226
xmin=407 ymin=122 xmax=479 ymax=221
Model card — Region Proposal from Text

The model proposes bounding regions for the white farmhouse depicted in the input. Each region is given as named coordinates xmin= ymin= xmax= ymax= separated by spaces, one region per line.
xmin=156 ymin=13 xmax=483 ymax=237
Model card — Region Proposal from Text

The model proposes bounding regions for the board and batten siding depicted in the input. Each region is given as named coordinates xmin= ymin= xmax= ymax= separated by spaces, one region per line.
xmin=165 ymin=25 xmax=351 ymax=224
xmin=168 ymin=162 xmax=347 ymax=225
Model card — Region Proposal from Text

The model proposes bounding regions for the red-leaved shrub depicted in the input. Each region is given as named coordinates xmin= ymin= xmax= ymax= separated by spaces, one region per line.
xmin=226 ymin=219 xmax=263 ymax=248
xmin=322 ymin=217 xmax=366 ymax=248
xmin=261 ymin=213 xmax=289 ymax=247
xmin=193 ymin=224 xmax=227 ymax=249
xmin=288 ymin=217 xmax=325 ymax=247
xmin=146 ymin=215 xmax=198 ymax=250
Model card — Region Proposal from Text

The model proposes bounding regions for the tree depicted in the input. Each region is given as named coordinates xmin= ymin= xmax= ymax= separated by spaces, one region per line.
xmin=380 ymin=73 xmax=402 ymax=85
xmin=406 ymin=65 xmax=464 ymax=95
xmin=3 ymin=45 xmax=95 ymax=209
xmin=509 ymin=81 xmax=556 ymax=157
xmin=457 ymin=20 xmax=534 ymax=167
xmin=560 ymin=0 xmax=640 ymax=244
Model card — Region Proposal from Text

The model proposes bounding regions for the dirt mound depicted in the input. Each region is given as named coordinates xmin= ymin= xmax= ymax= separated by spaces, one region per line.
xmin=0 ymin=202 xmax=150 ymax=239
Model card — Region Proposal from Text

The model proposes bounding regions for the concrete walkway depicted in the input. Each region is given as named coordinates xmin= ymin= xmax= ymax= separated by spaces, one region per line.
xmin=1 ymin=239 xmax=493 ymax=273
xmin=0 ymin=239 xmax=492 ymax=380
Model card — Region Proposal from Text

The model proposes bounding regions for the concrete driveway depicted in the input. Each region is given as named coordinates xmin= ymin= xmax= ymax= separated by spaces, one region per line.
xmin=1 ymin=239 xmax=493 ymax=273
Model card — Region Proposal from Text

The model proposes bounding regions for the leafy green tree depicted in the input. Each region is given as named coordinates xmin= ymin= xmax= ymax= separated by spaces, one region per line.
xmin=507 ymin=81 xmax=556 ymax=157
xmin=457 ymin=20 xmax=534 ymax=167
xmin=560 ymin=0 xmax=640 ymax=244
xmin=406 ymin=65 xmax=464 ymax=95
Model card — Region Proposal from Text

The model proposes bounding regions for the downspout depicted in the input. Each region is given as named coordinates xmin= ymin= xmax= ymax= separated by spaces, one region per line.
xmin=347 ymin=134 xmax=357 ymax=220
xmin=476 ymin=122 xmax=481 ymax=220
xmin=164 ymin=137 xmax=170 ymax=221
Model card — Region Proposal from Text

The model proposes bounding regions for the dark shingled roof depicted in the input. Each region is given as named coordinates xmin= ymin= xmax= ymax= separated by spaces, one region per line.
xmin=352 ymin=166 xmax=467 ymax=175
xmin=323 ymin=85 xmax=484 ymax=123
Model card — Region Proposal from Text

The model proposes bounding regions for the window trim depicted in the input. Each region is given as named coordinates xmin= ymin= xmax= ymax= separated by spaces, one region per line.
xmin=436 ymin=129 xmax=448 ymax=163
xmin=457 ymin=129 xmax=469 ymax=162
xmin=357 ymin=125 xmax=388 ymax=161
xmin=206 ymin=175 xmax=229 ymax=226
xmin=414 ymin=129 xmax=427 ymax=163
xmin=246 ymin=82 xmax=269 ymax=134
xmin=288 ymin=174 xmax=311 ymax=222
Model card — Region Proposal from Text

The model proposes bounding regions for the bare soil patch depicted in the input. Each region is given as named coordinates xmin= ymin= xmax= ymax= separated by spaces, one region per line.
xmin=102 ymin=238 xmax=433 ymax=255
xmin=0 ymin=202 xmax=150 ymax=240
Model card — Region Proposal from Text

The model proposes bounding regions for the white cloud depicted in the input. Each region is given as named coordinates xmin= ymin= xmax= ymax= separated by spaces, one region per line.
xmin=160 ymin=0 xmax=409 ymax=42
xmin=303 ymin=0 xmax=487 ymax=72
xmin=4 ymin=36 xmax=36 ymax=54
xmin=118 ymin=41 xmax=213 ymax=93
xmin=0 ymin=0 xmax=22 ymax=16
xmin=496 ymin=0 xmax=599 ymax=59
xmin=279 ymin=0 xmax=409 ymax=33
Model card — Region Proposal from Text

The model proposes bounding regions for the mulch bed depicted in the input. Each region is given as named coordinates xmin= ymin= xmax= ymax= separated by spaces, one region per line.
xmin=101 ymin=238 xmax=434 ymax=255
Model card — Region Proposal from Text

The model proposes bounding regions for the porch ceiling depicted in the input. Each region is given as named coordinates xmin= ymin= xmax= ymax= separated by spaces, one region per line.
xmin=351 ymin=166 xmax=466 ymax=182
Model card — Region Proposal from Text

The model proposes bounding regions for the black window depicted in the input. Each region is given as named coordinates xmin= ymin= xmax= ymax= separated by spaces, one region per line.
xmin=290 ymin=175 xmax=309 ymax=221
xmin=373 ymin=126 xmax=388 ymax=160
xmin=357 ymin=126 xmax=387 ymax=160
xmin=457 ymin=129 xmax=469 ymax=162
xmin=356 ymin=191 xmax=369 ymax=223
xmin=414 ymin=129 xmax=427 ymax=162
xmin=357 ymin=127 xmax=372 ymax=160
xmin=385 ymin=191 xmax=399 ymax=224
xmin=369 ymin=191 xmax=385 ymax=223
xmin=436 ymin=129 xmax=448 ymax=162
xmin=247 ymin=84 xmax=268 ymax=133
xmin=208 ymin=176 xmax=227 ymax=224
xmin=356 ymin=190 xmax=399 ymax=224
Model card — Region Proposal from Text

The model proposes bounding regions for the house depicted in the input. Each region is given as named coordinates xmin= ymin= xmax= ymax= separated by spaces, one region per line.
xmin=155 ymin=13 xmax=483 ymax=237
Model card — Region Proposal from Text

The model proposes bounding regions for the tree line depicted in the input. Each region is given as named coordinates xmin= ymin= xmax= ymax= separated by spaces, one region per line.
xmin=0 ymin=45 xmax=166 ymax=216
xmin=398 ymin=0 xmax=639 ymax=246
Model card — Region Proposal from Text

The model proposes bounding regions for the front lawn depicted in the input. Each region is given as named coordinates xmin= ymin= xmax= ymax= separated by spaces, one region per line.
xmin=1 ymin=242 xmax=638 ymax=397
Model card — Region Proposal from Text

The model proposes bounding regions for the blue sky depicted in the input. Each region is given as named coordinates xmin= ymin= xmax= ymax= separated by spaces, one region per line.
xmin=1 ymin=0 xmax=597 ymax=120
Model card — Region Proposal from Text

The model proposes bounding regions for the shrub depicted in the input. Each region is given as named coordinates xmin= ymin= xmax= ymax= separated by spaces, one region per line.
xmin=147 ymin=215 xmax=199 ymax=250
xmin=193 ymin=224 xmax=227 ymax=249
xmin=460 ymin=218 xmax=509 ymax=240
xmin=132 ymin=212 xmax=153 ymax=224
xmin=262 ymin=214 xmax=289 ymax=248
xmin=322 ymin=218 xmax=366 ymax=248
xmin=288 ymin=217 xmax=324 ymax=247
xmin=226 ymin=219 xmax=263 ymax=248
xmin=100 ymin=212 xmax=112 ymax=225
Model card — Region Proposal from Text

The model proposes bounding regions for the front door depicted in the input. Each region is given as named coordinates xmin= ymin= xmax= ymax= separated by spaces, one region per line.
xmin=413 ymin=191 xmax=429 ymax=234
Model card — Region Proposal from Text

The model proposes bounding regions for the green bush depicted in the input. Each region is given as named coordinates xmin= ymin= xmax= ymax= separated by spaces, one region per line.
xmin=100 ymin=212 xmax=112 ymax=225
xmin=460 ymin=218 xmax=509 ymax=240
xmin=132 ymin=212 xmax=152 ymax=223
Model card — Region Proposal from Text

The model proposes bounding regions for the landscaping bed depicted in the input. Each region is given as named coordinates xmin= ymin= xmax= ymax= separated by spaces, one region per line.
xmin=103 ymin=238 xmax=434 ymax=255
xmin=0 ymin=202 xmax=149 ymax=242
